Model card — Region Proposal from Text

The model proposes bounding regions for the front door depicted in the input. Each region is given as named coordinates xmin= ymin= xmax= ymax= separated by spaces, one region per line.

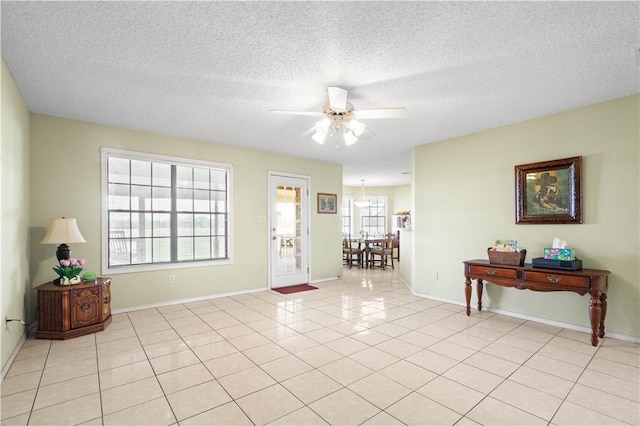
xmin=268 ymin=173 xmax=309 ymax=289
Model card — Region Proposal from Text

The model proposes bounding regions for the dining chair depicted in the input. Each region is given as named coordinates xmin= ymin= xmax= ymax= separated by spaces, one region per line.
xmin=368 ymin=233 xmax=395 ymax=270
xmin=343 ymin=235 xmax=362 ymax=268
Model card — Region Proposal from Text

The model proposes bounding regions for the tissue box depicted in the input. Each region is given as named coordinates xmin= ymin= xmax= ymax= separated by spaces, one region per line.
xmin=543 ymin=248 xmax=575 ymax=261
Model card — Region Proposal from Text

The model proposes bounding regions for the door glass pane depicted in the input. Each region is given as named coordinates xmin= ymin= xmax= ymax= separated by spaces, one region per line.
xmin=276 ymin=185 xmax=302 ymax=274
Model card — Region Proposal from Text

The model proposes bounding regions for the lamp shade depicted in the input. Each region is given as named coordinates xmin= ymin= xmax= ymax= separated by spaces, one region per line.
xmin=41 ymin=218 xmax=86 ymax=261
xmin=41 ymin=218 xmax=86 ymax=244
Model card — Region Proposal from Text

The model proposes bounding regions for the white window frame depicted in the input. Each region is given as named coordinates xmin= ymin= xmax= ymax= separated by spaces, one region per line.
xmin=341 ymin=195 xmax=354 ymax=237
xmin=100 ymin=148 xmax=233 ymax=275
xmin=359 ymin=195 xmax=387 ymax=237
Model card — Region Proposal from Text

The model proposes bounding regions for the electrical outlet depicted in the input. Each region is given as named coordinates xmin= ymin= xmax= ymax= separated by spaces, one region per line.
xmin=432 ymin=272 xmax=439 ymax=281
xmin=169 ymin=274 xmax=175 ymax=283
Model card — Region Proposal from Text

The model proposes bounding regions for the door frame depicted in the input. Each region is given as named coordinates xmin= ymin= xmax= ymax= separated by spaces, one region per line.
xmin=267 ymin=171 xmax=311 ymax=289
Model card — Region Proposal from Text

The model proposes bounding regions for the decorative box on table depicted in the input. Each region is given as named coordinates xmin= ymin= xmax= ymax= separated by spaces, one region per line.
xmin=487 ymin=248 xmax=526 ymax=266
xmin=544 ymin=248 xmax=576 ymax=261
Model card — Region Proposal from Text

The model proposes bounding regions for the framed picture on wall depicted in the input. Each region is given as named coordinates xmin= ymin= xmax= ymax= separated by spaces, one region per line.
xmin=515 ymin=156 xmax=582 ymax=224
xmin=317 ymin=193 xmax=337 ymax=214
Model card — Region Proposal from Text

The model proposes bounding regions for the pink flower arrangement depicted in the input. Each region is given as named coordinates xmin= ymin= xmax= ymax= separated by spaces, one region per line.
xmin=53 ymin=258 xmax=86 ymax=279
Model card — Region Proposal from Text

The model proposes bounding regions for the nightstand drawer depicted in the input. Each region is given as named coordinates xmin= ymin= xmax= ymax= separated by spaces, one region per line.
xmin=468 ymin=265 xmax=518 ymax=279
xmin=524 ymin=271 xmax=589 ymax=288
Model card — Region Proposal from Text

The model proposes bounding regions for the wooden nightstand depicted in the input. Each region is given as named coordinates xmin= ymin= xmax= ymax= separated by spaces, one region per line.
xmin=35 ymin=277 xmax=112 ymax=340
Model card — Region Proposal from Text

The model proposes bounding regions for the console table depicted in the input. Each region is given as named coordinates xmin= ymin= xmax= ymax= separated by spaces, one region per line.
xmin=35 ymin=277 xmax=111 ymax=340
xmin=463 ymin=260 xmax=610 ymax=346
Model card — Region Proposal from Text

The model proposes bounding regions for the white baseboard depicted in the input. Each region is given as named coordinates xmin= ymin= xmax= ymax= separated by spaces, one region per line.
xmin=1 ymin=322 xmax=36 ymax=382
xmin=112 ymin=286 xmax=269 ymax=314
xmin=310 ymin=276 xmax=341 ymax=284
xmin=410 ymin=289 xmax=640 ymax=344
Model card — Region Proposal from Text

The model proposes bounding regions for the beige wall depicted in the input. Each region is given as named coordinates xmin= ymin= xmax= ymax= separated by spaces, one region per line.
xmin=1 ymin=60 xmax=31 ymax=372
xmin=29 ymin=115 xmax=343 ymax=312
xmin=412 ymin=95 xmax=639 ymax=339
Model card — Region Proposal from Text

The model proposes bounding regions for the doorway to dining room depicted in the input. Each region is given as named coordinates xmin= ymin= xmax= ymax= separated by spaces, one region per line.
xmin=268 ymin=172 xmax=310 ymax=289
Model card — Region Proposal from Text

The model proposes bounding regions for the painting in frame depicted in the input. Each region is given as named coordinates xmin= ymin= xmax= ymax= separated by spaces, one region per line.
xmin=515 ymin=156 xmax=582 ymax=224
xmin=317 ymin=193 xmax=337 ymax=214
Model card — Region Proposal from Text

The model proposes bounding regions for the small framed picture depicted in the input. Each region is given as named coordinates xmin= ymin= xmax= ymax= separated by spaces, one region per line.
xmin=317 ymin=193 xmax=337 ymax=214
xmin=515 ymin=156 xmax=582 ymax=224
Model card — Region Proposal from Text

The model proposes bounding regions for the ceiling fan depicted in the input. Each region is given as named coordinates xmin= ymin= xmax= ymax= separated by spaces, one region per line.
xmin=269 ymin=87 xmax=408 ymax=146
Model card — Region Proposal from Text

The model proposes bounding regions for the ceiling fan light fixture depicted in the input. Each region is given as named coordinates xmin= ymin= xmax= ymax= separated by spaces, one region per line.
xmin=343 ymin=131 xmax=357 ymax=146
xmin=316 ymin=117 xmax=331 ymax=131
xmin=348 ymin=119 xmax=366 ymax=137
xmin=312 ymin=118 xmax=331 ymax=144
xmin=272 ymin=86 xmax=406 ymax=148
xmin=312 ymin=129 xmax=327 ymax=144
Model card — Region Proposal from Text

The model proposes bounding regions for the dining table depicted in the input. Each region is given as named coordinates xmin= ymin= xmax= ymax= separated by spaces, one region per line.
xmin=350 ymin=237 xmax=387 ymax=268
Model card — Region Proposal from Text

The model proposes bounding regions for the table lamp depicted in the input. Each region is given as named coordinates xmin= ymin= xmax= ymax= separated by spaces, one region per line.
xmin=41 ymin=217 xmax=86 ymax=261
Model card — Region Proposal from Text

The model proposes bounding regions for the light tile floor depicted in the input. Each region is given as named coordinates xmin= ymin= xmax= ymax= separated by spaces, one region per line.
xmin=2 ymin=267 xmax=639 ymax=425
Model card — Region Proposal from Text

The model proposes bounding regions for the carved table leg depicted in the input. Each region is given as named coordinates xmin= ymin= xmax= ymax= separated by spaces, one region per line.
xmin=465 ymin=276 xmax=472 ymax=316
xmin=588 ymin=292 xmax=602 ymax=346
xmin=599 ymin=293 xmax=608 ymax=339
xmin=476 ymin=279 xmax=484 ymax=312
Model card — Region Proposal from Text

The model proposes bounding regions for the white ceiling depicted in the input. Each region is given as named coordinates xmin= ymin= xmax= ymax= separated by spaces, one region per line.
xmin=2 ymin=1 xmax=638 ymax=187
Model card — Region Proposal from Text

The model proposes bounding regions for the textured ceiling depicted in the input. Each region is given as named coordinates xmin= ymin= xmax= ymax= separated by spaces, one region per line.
xmin=2 ymin=1 xmax=638 ymax=186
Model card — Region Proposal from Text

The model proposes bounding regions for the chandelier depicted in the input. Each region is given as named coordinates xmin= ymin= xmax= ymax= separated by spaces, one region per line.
xmin=354 ymin=179 xmax=370 ymax=208
xmin=312 ymin=103 xmax=366 ymax=146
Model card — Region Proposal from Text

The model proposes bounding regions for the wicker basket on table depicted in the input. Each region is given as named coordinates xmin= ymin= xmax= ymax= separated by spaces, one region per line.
xmin=487 ymin=248 xmax=526 ymax=266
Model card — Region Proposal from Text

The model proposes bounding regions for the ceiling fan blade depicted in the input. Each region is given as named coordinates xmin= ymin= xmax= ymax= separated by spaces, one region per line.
xmin=359 ymin=127 xmax=376 ymax=139
xmin=269 ymin=110 xmax=324 ymax=117
xmin=354 ymin=107 xmax=408 ymax=119
xmin=300 ymin=125 xmax=316 ymax=137
xmin=327 ymin=87 xmax=348 ymax=112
